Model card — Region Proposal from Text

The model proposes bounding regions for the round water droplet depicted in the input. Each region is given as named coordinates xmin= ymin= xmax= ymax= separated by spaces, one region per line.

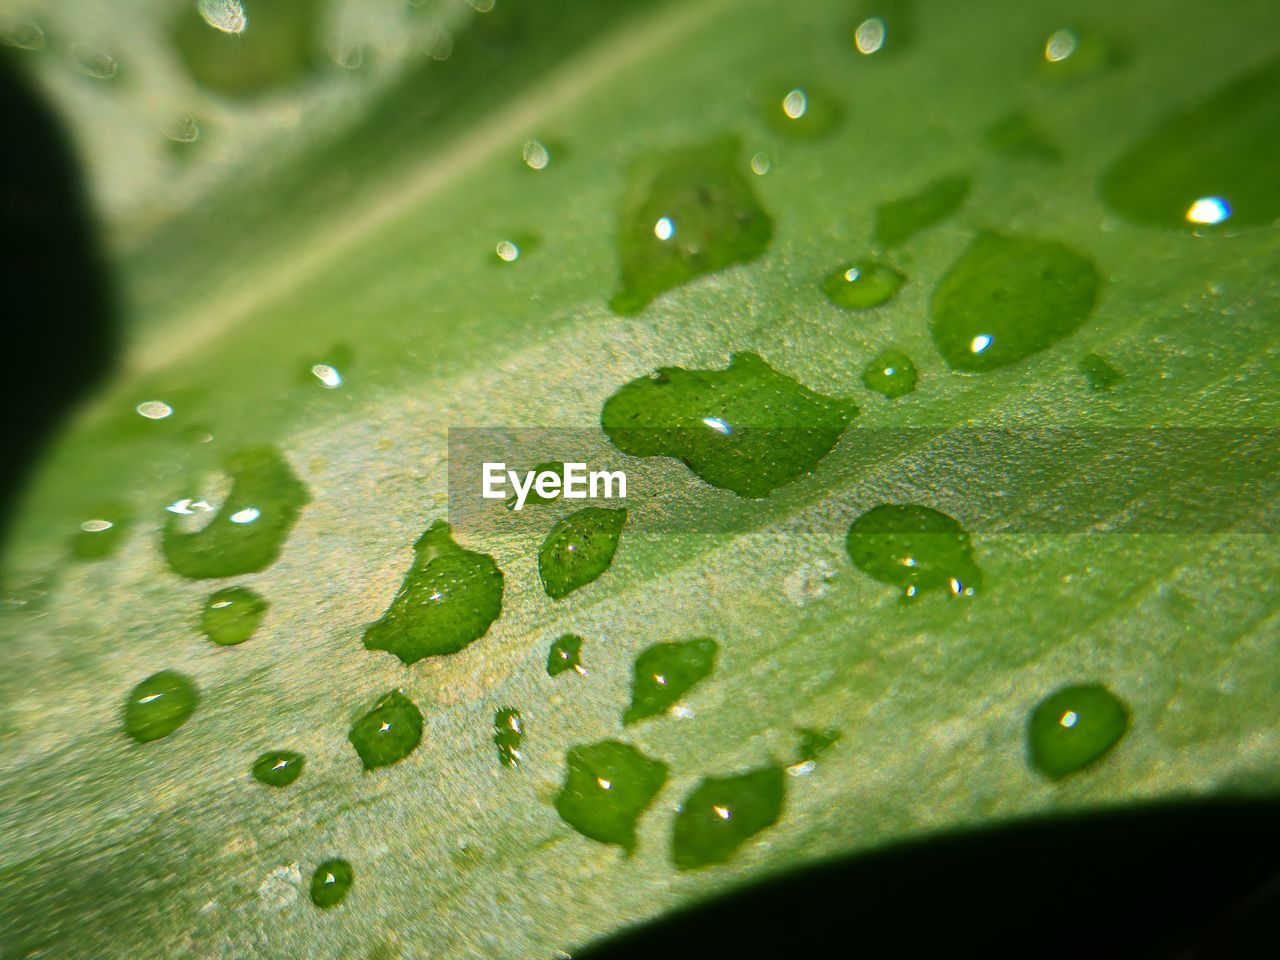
xmin=671 ymin=766 xmax=785 ymax=870
xmin=252 ymin=750 xmax=305 ymax=787
xmin=71 ymin=504 xmax=131 ymax=560
xmin=823 ymin=260 xmax=906 ymax=310
xmin=854 ymin=17 xmax=886 ymax=54
xmin=1027 ymin=683 xmax=1129 ymax=779
xmin=539 ymin=508 xmax=626 ymax=600
xmin=522 ymin=139 xmax=550 ymax=170
xmin=755 ymin=83 xmax=841 ymax=139
xmin=846 ymin=503 xmax=981 ymax=598
xmin=495 ymin=239 xmax=520 ymax=262
xmin=1038 ymin=26 xmax=1119 ymax=81
xmin=123 ymin=670 xmax=198 ymax=743
xmin=623 ymin=638 xmax=718 ymax=725
xmin=555 ymin=741 xmax=668 ymax=851
xmin=861 ymin=349 xmax=918 ymax=398
xmin=348 ymin=690 xmax=424 ymax=770
xmin=749 ymin=151 xmax=771 ymax=175
xmin=201 ymin=586 xmax=267 ymax=646
xmin=309 ymin=858 xmax=353 ymax=908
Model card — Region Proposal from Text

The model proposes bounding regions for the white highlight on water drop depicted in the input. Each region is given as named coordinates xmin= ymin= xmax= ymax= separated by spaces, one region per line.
xmin=1186 ymin=196 xmax=1230 ymax=225
xmin=654 ymin=217 xmax=674 ymax=241
xmin=199 ymin=0 xmax=247 ymax=35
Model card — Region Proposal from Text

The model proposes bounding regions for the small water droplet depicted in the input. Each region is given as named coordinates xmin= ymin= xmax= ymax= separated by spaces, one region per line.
xmin=201 ymin=586 xmax=267 ymax=646
xmin=1 ymin=19 xmax=45 ymax=51
xmin=854 ymin=17 xmax=886 ymax=54
xmin=822 ymin=259 xmax=906 ymax=310
xmin=538 ymin=508 xmax=626 ymax=599
xmin=70 ymin=44 xmax=118 ymax=80
xmin=522 ymin=139 xmax=550 ymax=170
xmin=874 ymin=175 xmax=969 ymax=250
xmin=136 ymin=400 xmax=174 ymax=420
xmin=71 ymin=504 xmax=131 ymax=560
xmin=602 ymin=352 xmax=857 ymax=498
xmin=124 ymin=670 xmax=199 ymax=743
xmin=493 ymin=708 xmax=524 ymax=767
xmin=252 ymin=750 xmax=305 ymax=787
xmin=309 ymin=858 xmax=353 ymax=908
xmin=546 ymin=633 xmax=585 ymax=677
xmin=756 ymin=84 xmax=841 ymax=139
xmin=622 ymin=638 xmax=718 ymax=725
xmin=1038 ymin=26 xmax=1120 ymax=81
xmin=555 ymin=741 xmax=668 ymax=851
xmin=363 ymin=520 xmax=504 ymax=663
xmin=1079 ymin=352 xmax=1123 ymax=392
xmin=930 ymin=232 xmax=1099 ymax=371
xmin=671 ymin=765 xmax=785 ymax=870
xmin=846 ymin=504 xmax=981 ymax=598
xmin=1028 ymin=683 xmax=1129 ymax=779
xmin=610 ymin=138 xmax=771 ymax=315
xmin=348 ymin=690 xmax=423 ymax=770
xmin=984 ymin=110 xmax=1060 ymax=162
xmin=199 ymin=0 xmax=247 ymax=35
xmin=861 ymin=349 xmax=918 ymax=399
xmin=162 ymin=115 xmax=201 ymax=144
xmin=849 ymin=1 xmax=914 ymax=55
xmin=749 ymin=151 xmax=771 ymax=176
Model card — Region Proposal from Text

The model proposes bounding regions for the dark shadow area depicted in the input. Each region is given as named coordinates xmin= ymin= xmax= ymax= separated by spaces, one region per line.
xmin=579 ymin=797 xmax=1280 ymax=960
xmin=0 ymin=53 xmax=116 ymax=544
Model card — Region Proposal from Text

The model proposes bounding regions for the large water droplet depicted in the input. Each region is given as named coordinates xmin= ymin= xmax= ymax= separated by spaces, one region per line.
xmin=1028 ymin=683 xmax=1129 ymax=779
xmin=538 ymin=507 xmax=626 ymax=600
xmin=201 ymin=586 xmax=267 ymax=646
xmin=822 ymin=259 xmax=906 ymax=310
xmin=309 ymin=858 xmax=353 ymax=908
xmin=1101 ymin=58 xmax=1280 ymax=230
xmin=930 ymin=232 xmax=1099 ymax=372
xmin=348 ymin=690 xmax=423 ymax=771
xmin=252 ymin=750 xmax=305 ymax=787
xmin=671 ymin=765 xmax=785 ymax=870
xmin=363 ymin=521 xmax=504 ymax=664
xmin=493 ymin=708 xmax=524 ymax=767
xmin=610 ymin=138 xmax=772 ymax=315
xmin=602 ymin=352 xmax=857 ymax=498
xmin=547 ymin=633 xmax=586 ymax=677
xmin=622 ymin=638 xmax=718 ymax=725
xmin=861 ymin=349 xmax=918 ymax=399
xmin=846 ymin=503 xmax=981 ymax=598
xmin=162 ymin=446 xmax=309 ymax=579
xmin=874 ymin=175 xmax=969 ymax=250
xmin=123 ymin=670 xmax=198 ymax=743
xmin=555 ymin=741 xmax=667 ymax=852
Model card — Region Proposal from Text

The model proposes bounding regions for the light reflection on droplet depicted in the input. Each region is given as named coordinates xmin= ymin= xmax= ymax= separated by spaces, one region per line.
xmin=712 ymin=804 xmax=731 ymax=820
xmin=136 ymin=400 xmax=173 ymax=420
xmin=1186 ymin=196 xmax=1231 ymax=225
xmin=750 ymin=151 xmax=771 ymax=176
xmin=522 ymin=140 xmax=550 ymax=170
xmin=1044 ymin=29 xmax=1076 ymax=63
xmin=782 ymin=88 xmax=808 ymax=120
xmin=843 ymin=267 xmax=861 ymax=283
xmin=1060 ymin=710 xmax=1079 ymax=728
xmin=596 ymin=777 xmax=612 ymax=790
xmin=166 ymin=498 xmax=214 ymax=516
xmin=970 ymin=334 xmax=993 ymax=354
xmin=198 ymin=0 xmax=247 ymax=35
xmin=654 ymin=217 xmax=674 ymax=241
xmin=495 ymin=240 xmax=520 ymax=262
xmin=311 ymin=364 xmax=343 ymax=389
xmin=230 ymin=507 xmax=260 ymax=524
xmin=80 ymin=519 xmax=113 ymax=533
xmin=702 ymin=416 xmax=732 ymax=436
xmin=855 ymin=17 xmax=886 ymax=55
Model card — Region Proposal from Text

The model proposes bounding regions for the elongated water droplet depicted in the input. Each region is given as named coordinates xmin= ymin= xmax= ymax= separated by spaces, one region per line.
xmin=124 ymin=670 xmax=198 ymax=743
xmin=1079 ymin=352 xmax=1123 ymax=392
xmin=930 ymin=232 xmax=1099 ymax=372
xmin=1101 ymin=58 xmax=1280 ymax=230
xmin=493 ymin=708 xmax=524 ymax=767
xmin=348 ymin=690 xmax=423 ymax=771
xmin=71 ymin=504 xmax=131 ymax=560
xmin=822 ymin=260 xmax=906 ymax=310
xmin=846 ymin=504 xmax=981 ymax=598
xmin=874 ymin=175 xmax=969 ymax=250
xmin=252 ymin=750 xmax=305 ymax=787
xmin=363 ymin=520 xmax=504 ymax=663
xmin=861 ymin=349 xmax=917 ymax=398
xmin=201 ymin=586 xmax=267 ymax=646
xmin=538 ymin=507 xmax=626 ymax=600
xmin=555 ymin=741 xmax=667 ymax=852
xmin=602 ymin=352 xmax=857 ymax=498
xmin=671 ymin=765 xmax=785 ymax=870
xmin=547 ymin=633 xmax=585 ymax=677
xmin=623 ymin=638 xmax=718 ymax=725
xmin=984 ymin=110 xmax=1061 ymax=162
xmin=1028 ymin=684 xmax=1129 ymax=779
xmin=310 ymin=858 xmax=353 ymax=908
xmin=162 ymin=446 xmax=309 ymax=579
xmin=610 ymin=138 xmax=772 ymax=315
xmin=755 ymin=84 xmax=841 ymax=139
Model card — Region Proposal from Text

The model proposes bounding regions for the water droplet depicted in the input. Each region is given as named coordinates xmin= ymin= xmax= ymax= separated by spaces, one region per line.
xmin=756 ymin=84 xmax=841 ymax=139
xmin=622 ymin=638 xmax=718 ymax=725
xmin=309 ymin=858 xmax=353 ymax=908
xmin=538 ymin=507 xmax=626 ymax=600
xmin=71 ymin=504 xmax=131 ymax=560
xmin=854 ymin=17 xmax=886 ymax=55
xmin=602 ymin=352 xmax=857 ymax=498
xmin=849 ymin=0 xmax=914 ymax=55
xmin=523 ymin=139 xmax=550 ymax=170
xmin=846 ymin=503 xmax=981 ymax=598
xmin=201 ymin=586 xmax=267 ymax=646
xmin=1100 ymin=58 xmax=1280 ymax=231
xmin=930 ymin=232 xmax=1099 ymax=372
xmin=547 ymin=633 xmax=585 ymax=677
xmin=671 ymin=765 xmax=785 ymax=870
xmin=555 ymin=741 xmax=668 ymax=851
xmin=70 ymin=44 xmax=118 ymax=80
xmin=795 ymin=727 xmax=840 ymax=763
xmin=162 ymin=446 xmax=310 ymax=579
xmin=823 ymin=260 xmax=906 ymax=310
xmin=1039 ymin=27 xmax=1120 ymax=81
xmin=610 ymin=138 xmax=772 ymax=315
xmin=252 ymin=750 xmax=305 ymax=787
xmin=749 ymin=151 xmax=771 ymax=176
xmin=861 ymin=349 xmax=918 ymax=399
xmin=874 ymin=175 xmax=970 ymax=250
xmin=124 ymin=670 xmax=198 ymax=743
xmin=984 ymin=110 xmax=1060 ymax=162
xmin=1079 ymin=352 xmax=1123 ymax=392
xmin=363 ymin=521 xmax=504 ymax=664
xmin=493 ymin=708 xmax=524 ymax=767
xmin=162 ymin=114 xmax=201 ymax=145
xmin=136 ymin=400 xmax=173 ymax=420
xmin=301 ymin=343 xmax=352 ymax=389
xmin=173 ymin=0 xmax=322 ymax=96
xmin=199 ymin=0 xmax=247 ymax=34
xmin=491 ymin=232 xmax=540 ymax=264
xmin=0 ymin=19 xmax=45 ymax=51
xmin=1028 ymin=683 xmax=1129 ymax=779
xmin=348 ymin=690 xmax=423 ymax=771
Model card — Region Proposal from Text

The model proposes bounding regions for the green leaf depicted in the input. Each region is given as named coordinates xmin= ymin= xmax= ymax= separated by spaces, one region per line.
xmin=2 ymin=0 xmax=1278 ymax=957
